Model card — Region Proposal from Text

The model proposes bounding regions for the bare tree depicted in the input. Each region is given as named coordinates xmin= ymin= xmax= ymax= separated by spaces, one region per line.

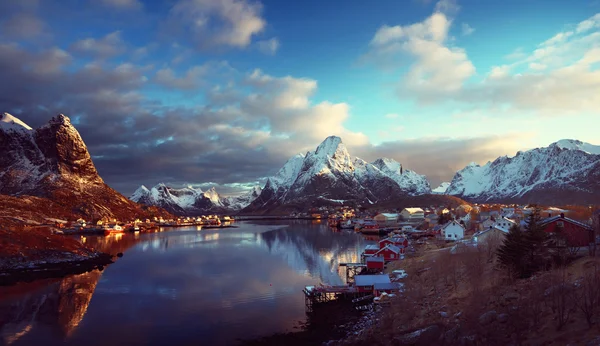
xmin=574 ymin=264 xmax=600 ymax=328
xmin=548 ymin=267 xmax=575 ymax=331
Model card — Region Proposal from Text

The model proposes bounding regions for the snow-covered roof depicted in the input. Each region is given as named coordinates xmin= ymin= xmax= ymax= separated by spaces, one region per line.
xmin=403 ymin=208 xmax=424 ymax=214
xmin=355 ymin=274 xmax=391 ymax=286
xmin=375 ymin=244 xmax=401 ymax=254
xmin=377 ymin=213 xmax=399 ymax=218
xmin=366 ymin=256 xmax=385 ymax=263
xmin=442 ymin=221 xmax=465 ymax=231
xmin=365 ymin=244 xmax=380 ymax=250
xmin=540 ymin=215 xmax=593 ymax=230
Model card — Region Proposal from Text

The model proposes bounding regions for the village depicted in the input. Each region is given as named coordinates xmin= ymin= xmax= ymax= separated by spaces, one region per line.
xmin=41 ymin=214 xmax=237 ymax=236
xmin=301 ymin=203 xmax=600 ymax=317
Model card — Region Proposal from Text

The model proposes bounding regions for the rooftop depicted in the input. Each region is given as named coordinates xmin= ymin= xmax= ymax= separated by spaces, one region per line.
xmin=355 ymin=274 xmax=391 ymax=287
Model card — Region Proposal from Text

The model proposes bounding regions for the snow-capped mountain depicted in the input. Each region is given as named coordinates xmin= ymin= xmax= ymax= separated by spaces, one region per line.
xmin=432 ymin=182 xmax=450 ymax=194
xmin=445 ymin=139 xmax=600 ymax=204
xmin=245 ymin=136 xmax=431 ymax=212
xmin=0 ymin=112 xmax=170 ymax=220
xmin=130 ymin=183 xmax=262 ymax=215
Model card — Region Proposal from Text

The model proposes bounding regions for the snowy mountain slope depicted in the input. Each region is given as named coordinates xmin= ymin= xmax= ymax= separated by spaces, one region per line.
xmin=0 ymin=112 xmax=171 ymax=220
xmin=371 ymin=158 xmax=431 ymax=195
xmin=245 ymin=136 xmax=432 ymax=212
xmin=445 ymin=139 xmax=600 ymax=204
xmin=432 ymin=182 xmax=450 ymax=194
xmin=130 ymin=183 xmax=262 ymax=215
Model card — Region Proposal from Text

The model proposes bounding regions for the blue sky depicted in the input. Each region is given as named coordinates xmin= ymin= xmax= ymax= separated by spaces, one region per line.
xmin=0 ymin=0 xmax=599 ymax=194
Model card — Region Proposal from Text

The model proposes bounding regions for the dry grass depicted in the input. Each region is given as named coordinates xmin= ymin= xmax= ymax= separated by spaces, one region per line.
xmin=347 ymin=245 xmax=600 ymax=346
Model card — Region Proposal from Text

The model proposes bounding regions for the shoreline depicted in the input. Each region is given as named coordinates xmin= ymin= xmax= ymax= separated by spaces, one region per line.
xmin=0 ymin=252 xmax=114 ymax=286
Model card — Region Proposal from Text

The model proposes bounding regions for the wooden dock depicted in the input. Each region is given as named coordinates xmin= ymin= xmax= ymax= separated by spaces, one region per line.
xmin=302 ymin=285 xmax=370 ymax=312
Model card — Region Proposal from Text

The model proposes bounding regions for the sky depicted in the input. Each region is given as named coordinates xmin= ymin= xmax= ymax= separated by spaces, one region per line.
xmin=1 ymin=0 xmax=599 ymax=196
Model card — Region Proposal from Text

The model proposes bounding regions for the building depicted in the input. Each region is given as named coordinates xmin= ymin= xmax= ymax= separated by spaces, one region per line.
xmin=540 ymin=214 xmax=594 ymax=247
xmin=473 ymin=226 xmax=509 ymax=244
xmin=442 ymin=221 xmax=466 ymax=241
xmin=494 ymin=216 xmax=516 ymax=230
xmin=365 ymin=256 xmax=385 ymax=271
xmin=374 ymin=213 xmax=399 ymax=226
xmin=401 ymin=208 xmax=425 ymax=220
xmin=354 ymin=274 xmax=401 ymax=295
xmin=364 ymin=244 xmax=380 ymax=256
xmin=373 ymin=244 xmax=402 ymax=261
xmin=425 ymin=213 xmax=439 ymax=224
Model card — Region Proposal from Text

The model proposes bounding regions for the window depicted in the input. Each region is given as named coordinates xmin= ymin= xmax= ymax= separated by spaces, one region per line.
xmin=557 ymin=221 xmax=564 ymax=228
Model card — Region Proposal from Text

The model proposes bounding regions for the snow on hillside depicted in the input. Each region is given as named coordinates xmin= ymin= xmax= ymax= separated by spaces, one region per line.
xmin=131 ymin=183 xmax=262 ymax=213
xmin=1 ymin=112 xmax=32 ymax=131
xmin=247 ymin=136 xmax=432 ymax=210
xmin=553 ymin=139 xmax=600 ymax=155
xmin=432 ymin=182 xmax=450 ymax=194
xmin=371 ymin=158 xmax=431 ymax=195
xmin=445 ymin=139 xmax=600 ymax=202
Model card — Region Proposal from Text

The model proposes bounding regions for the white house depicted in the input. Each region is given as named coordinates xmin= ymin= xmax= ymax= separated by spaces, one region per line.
xmin=401 ymin=208 xmax=425 ymax=220
xmin=473 ymin=225 xmax=509 ymax=244
xmin=494 ymin=216 xmax=516 ymax=230
xmin=374 ymin=213 xmax=399 ymax=226
xmin=442 ymin=221 xmax=465 ymax=241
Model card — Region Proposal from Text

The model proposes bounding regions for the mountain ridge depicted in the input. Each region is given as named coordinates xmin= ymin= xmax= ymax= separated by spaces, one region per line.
xmin=445 ymin=139 xmax=600 ymax=204
xmin=244 ymin=135 xmax=432 ymax=213
xmin=0 ymin=112 xmax=171 ymax=223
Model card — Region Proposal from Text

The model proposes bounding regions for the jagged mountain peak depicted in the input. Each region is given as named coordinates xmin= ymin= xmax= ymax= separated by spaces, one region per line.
xmin=245 ymin=136 xmax=432 ymax=212
xmin=446 ymin=139 xmax=600 ymax=204
xmin=551 ymin=139 xmax=600 ymax=155
xmin=1 ymin=112 xmax=32 ymax=131
xmin=314 ymin=136 xmax=344 ymax=156
xmin=130 ymin=182 xmax=263 ymax=215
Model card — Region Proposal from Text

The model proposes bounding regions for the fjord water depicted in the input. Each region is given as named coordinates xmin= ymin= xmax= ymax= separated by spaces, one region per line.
xmin=0 ymin=221 xmax=372 ymax=346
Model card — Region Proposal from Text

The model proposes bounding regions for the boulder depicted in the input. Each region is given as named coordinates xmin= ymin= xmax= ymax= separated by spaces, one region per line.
xmin=479 ymin=310 xmax=497 ymax=326
xmin=394 ymin=325 xmax=442 ymax=345
xmin=497 ymin=313 xmax=509 ymax=323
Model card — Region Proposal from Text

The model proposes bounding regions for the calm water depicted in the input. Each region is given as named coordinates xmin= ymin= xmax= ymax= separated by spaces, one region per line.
xmin=0 ymin=221 xmax=373 ymax=346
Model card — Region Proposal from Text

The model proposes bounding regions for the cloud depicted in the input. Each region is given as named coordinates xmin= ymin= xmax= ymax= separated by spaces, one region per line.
xmin=257 ymin=38 xmax=280 ymax=55
xmin=154 ymin=61 xmax=233 ymax=90
xmin=461 ymin=23 xmax=474 ymax=36
xmin=70 ymin=31 xmax=126 ymax=59
xmin=0 ymin=40 xmax=369 ymax=195
xmin=164 ymin=0 xmax=266 ymax=50
xmin=366 ymin=3 xmax=600 ymax=115
xmin=385 ymin=113 xmax=399 ymax=119
xmin=99 ymin=0 xmax=143 ymax=10
xmin=366 ymin=0 xmax=475 ymax=103
xmin=0 ymin=12 xmax=45 ymax=39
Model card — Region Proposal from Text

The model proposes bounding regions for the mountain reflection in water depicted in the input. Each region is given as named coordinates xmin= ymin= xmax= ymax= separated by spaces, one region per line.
xmin=0 ymin=221 xmax=373 ymax=346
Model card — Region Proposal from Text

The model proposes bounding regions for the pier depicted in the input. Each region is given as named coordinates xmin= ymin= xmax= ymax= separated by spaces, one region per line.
xmin=302 ymin=285 xmax=368 ymax=312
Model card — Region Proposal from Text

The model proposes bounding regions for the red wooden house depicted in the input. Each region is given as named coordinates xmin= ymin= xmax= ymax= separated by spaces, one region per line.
xmin=373 ymin=244 xmax=402 ymax=261
xmin=540 ymin=214 xmax=594 ymax=247
xmin=366 ymin=256 xmax=385 ymax=271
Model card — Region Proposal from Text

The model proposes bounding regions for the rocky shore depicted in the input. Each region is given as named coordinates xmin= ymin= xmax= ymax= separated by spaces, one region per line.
xmin=0 ymin=227 xmax=114 ymax=286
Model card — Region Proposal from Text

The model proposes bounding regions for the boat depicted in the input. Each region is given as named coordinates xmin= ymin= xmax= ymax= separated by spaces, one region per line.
xmin=359 ymin=220 xmax=380 ymax=234
xmin=103 ymin=224 xmax=124 ymax=236
xmin=339 ymin=219 xmax=355 ymax=229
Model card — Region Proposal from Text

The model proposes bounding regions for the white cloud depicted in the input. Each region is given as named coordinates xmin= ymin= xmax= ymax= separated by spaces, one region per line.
xmin=367 ymin=1 xmax=475 ymax=102
xmin=70 ymin=31 xmax=125 ymax=59
xmin=154 ymin=61 xmax=233 ymax=90
xmin=368 ymin=5 xmax=600 ymax=115
xmin=257 ymin=38 xmax=280 ymax=55
xmin=165 ymin=0 xmax=266 ymax=49
xmin=461 ymin=23 xmax=474 ymax=36
xmin=468 ymin=12 xmax=600 ymax=114
xmin=385 ymin=113 xmax=399 ymax=119
xmin=237 ymin=69 xmax=369 ymax=150
xmin=99 ymin=0 xmax=142 ymax=10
